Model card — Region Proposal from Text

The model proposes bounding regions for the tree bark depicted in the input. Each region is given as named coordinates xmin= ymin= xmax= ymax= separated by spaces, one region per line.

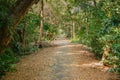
xmin=93 ymin=0 xmax=97 ymax=8
xmin=37 ymin=0 xmax=44 ymax=44
xmin=72 ymin=20 xmax=75 ymax=39
xmin=22 ymin=21 xmax=26 ymax=53
xmin=71 ymin=15 xmax=75 ymax=39
xmin=0 ymin=0 xmax=37 ymax=54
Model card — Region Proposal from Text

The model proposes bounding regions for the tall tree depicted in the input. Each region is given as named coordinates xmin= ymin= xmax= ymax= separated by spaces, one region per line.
xmin=0 ymin=0 xmax=38 ymax=54
xmin=71 ymin=17 xmax=75 ymax=39
xmin=37 ymin=0 xmax=44 ymax=44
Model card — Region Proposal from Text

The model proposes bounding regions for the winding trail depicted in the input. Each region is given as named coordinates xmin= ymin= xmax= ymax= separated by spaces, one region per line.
xmin=2 ymin=40 xmax=119 ymax=80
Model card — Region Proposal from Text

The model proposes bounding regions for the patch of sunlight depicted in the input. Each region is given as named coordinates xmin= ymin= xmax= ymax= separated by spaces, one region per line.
xmin=61 ymin=45 xmax=67 ymax=48
xmin=63 ymin=63 xmax=81 ymax=67
xmin=75 ymin=51 xmax=88 ymax=53
xmin=67 ymin=44 xmax=80 ymax=47
xmin=80 ymin=62 xmax=103 ymax=67
xmin=64 ymin=62 xmax=103 ymax=68
xmin=63 ymin=62 xmax=109 ymax=72
xmin=65 ymin=51 xmax=88 ymax=56
xmin=80 ymin=62 xmax=110 ymax=72
xmin=56 ymin=51 xmax=63 ymax=54
xmin=53 ymin=40 xmax=70 ymax=45
xmin=65 ymin=52 xmax=78 ymax=55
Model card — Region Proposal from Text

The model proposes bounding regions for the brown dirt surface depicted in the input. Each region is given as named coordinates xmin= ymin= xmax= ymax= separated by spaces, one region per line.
xmin=2 ymin=40 xmax=119 ymax=80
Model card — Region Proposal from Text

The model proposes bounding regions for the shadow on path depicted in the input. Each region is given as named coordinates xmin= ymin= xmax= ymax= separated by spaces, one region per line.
xmin=2 ymin=40 xmax=119 ymax=80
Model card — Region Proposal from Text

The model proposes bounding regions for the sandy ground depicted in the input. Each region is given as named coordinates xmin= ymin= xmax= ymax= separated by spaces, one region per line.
xmin=2 ymin=40 xmax=119 ymax=80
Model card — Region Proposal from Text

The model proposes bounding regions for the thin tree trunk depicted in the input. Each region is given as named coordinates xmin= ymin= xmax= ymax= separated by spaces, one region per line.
xmin=0 ymin=0 xmax=37 ymax=54
xmin=86 ymin=18 xmax=88 ymax=36
xmin=102 ymin=46 xmax=110 ymax=65
xmin=22 ymin=21 xmax=26 ymax=53
xmin=93 ymin=0 xmax=97 ymax=8
xmin=72 ymin=20 xmax=75 ymax=39
xmin=37 ymin=0 xmax=44 ymax=44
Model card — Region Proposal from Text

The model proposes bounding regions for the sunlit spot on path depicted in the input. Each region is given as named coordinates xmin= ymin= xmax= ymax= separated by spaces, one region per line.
xmin=2 ymin=40 xmax=119 ymax=80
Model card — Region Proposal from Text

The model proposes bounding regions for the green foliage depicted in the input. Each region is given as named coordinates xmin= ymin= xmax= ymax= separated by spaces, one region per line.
xmin=101 ymin=27 xmax=120 ymax=71
xmin=0 ymin=0 xmax=120 ymax=77
xmin=10 ymin=12 xmax=40 ymax=55
xmin=69 ymin=0 xmax=120 ymax=73
xmin=44 ymin=22 xmax=57 ymax=34
xmin=0 ymin=48 xmax=19 ymax=76
xmin=90 ymin=36 xmax=103 ymax=59
xmin=0 ymin=0 xmax=17 ymax=77
xmin=43 ymin=22 xmax=58 ymax=40
xmin=0 ymin=0 xmax=15 ymax=28
xmin=0 ymin=10 xmax=40 ymax=77
xmin=90 ymin=0 xmax=120 ymax=72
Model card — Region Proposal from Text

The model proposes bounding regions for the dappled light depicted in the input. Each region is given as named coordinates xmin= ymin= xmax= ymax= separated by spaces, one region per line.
xmin=0 ymin=0 xmax=120 ymax=80
xmin=2 ymin=40 xmax=119 ymax=80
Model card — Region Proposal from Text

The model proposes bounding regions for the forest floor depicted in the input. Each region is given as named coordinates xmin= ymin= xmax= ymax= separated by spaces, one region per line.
xmin=2 ymin=40 xmax=119 ymax=80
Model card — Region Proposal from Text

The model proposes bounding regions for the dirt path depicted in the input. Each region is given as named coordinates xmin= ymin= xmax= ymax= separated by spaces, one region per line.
xmin=2 ymin=40 xmax=119 ymax=80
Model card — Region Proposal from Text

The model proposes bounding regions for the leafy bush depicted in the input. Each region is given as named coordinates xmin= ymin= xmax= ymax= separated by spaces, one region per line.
xmin=0 ymin=0 xmax=15 ymax=28
xmin=90 ymin=36 xmax=104 ymax=59
xmin=44 ymin=22 xmax=58 ymax=40
xmin=76 ymin=0 xmax=120 ymax=73
xmin=10 ymin=12 xmax=40 ymax=55
xmin=0 ymin=6 xmax=40 ymax=78
xmin=91 ymin=17 xmax=120 ymax=72
xmin=0 ymin=48 xmax=19 ymax=77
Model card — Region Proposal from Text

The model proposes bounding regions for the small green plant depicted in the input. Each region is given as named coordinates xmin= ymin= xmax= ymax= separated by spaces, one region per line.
xmin=0 ymin=48 xmax=19 ymax=76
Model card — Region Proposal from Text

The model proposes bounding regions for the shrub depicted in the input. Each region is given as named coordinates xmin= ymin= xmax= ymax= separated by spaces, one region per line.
xmin=0 ymin=48 xmax=19 ymax=77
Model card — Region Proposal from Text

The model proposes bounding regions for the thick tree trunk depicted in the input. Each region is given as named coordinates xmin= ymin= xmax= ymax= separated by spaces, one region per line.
xmin=0 ymin=0 xmax=37 ymax=54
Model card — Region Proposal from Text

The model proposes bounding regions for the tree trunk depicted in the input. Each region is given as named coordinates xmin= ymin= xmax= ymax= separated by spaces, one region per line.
xmin=72 ymin=20 xmax=75 ymax=39
xmin=93 ymin=0 xmax=97 ymax=8
xmin=0 ymin=0 xmax=37 ymax=54
xmin=37 ymin=0 xmax=44 ymax=44
xmin=86 ymin=18 xmax=88 ymax=36
xmin=102 ymin=46 xmax=110 ymax=65
xmin=22 ymin=21 xmax=26 ymax=53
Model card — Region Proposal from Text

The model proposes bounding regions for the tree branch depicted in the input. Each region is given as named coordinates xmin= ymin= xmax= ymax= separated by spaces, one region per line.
xmin=0 ymin=0 xmax=37 ymax=54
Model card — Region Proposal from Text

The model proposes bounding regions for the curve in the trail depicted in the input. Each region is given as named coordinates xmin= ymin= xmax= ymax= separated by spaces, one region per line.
xmin=2 ymin=40 xmax=119 ymax=80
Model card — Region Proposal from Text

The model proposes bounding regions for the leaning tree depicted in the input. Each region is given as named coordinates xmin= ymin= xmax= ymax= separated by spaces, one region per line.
xmin=0 ymin=0 xmax=39 ymax=54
